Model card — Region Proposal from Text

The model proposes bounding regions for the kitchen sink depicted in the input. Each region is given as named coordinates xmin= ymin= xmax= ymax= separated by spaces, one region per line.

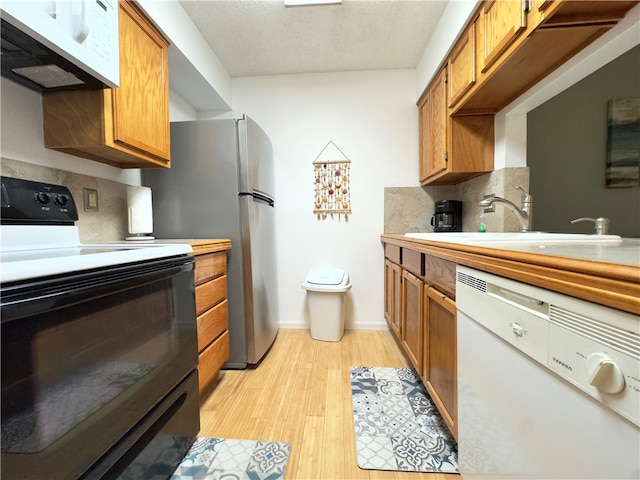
xmin=404 ymin=232 xmax=623 ymax=245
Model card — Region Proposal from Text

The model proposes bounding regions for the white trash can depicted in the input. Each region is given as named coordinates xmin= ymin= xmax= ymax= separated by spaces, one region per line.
xmin=302 ymin=267 xmax=351 ymax=342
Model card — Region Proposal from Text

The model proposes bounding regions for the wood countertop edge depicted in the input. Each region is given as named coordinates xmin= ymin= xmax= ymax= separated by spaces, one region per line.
xmin=188 ymin=239 xmax=232 ymax=256
xmin=381 ymin=234 xmax=640 ymax=316
xmin=148 ymin=239 xmax=232 ymax=255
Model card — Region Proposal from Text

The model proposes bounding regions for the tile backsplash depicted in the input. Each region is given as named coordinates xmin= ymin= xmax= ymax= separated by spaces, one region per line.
xmin=2 ymin=158 xmax=529 ymax=241
xmin=384 ymin=167 xmax=530 ymax=233
xmin=1 ymin=158 xmax=128 ymax=242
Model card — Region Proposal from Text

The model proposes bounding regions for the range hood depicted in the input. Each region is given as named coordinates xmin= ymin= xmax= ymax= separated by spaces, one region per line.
xmin=1 ymin=19 xmax=101 ymax=92
xmin=0 ymin=0 xmax=119 ymax=93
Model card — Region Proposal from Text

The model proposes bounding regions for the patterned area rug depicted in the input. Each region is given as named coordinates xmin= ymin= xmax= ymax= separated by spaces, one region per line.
xmin=350 ymin=366 xmax=458 ymax=474
xmin=171 ymin=437 xmax=291 ymax=480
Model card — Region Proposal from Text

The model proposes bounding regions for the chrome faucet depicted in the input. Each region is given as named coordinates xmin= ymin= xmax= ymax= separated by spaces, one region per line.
xmin=479 ymin=186 xmax=533 ymax=232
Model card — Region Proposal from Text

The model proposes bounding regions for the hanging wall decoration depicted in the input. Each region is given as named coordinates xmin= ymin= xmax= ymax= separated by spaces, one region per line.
xmin=312 ymin=140 xmax=352 ymax=221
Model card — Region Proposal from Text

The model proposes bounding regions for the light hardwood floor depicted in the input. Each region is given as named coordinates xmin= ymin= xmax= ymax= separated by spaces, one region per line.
xmin=199 ymin=329 xmax=457 ymax=480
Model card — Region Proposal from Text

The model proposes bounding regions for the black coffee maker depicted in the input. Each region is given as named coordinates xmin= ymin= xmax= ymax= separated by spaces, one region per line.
xmin=431 ymin=200 xmax=463 ymax=232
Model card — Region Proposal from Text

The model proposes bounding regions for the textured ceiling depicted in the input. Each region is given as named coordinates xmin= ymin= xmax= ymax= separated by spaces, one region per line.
xmin=178 ymin=0 xmax=448 ymax=77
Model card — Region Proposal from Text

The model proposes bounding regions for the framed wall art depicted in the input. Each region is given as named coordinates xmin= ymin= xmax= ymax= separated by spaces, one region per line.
xmin=606 ymin=97 xmax=640 ymax=187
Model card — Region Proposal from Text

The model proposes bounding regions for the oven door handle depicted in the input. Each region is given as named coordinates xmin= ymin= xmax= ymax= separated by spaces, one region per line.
xmin=1 ymin=256 xmax=194 ymax=321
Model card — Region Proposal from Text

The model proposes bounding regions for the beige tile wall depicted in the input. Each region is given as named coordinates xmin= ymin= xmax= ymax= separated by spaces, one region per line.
xmin=1 ymin=158 xmax=128 ymax=242
xmin=2 ymin=158 xmax=528 ymax=241
xmin=384 ymin=167 xmax=530 ymax=233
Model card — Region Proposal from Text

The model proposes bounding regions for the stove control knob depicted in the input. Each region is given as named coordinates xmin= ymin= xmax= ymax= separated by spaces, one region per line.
xmin=54 ymin=194 xmax=69 ymax=206
xmin=35 ymin=192 xmax=51 ymax=205
xmin=586 ymin=352 xmax=625 ymax=394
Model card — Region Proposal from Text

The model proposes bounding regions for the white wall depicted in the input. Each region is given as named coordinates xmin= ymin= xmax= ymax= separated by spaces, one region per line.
xmin=229 ymin=70 xmax=418 ymax=329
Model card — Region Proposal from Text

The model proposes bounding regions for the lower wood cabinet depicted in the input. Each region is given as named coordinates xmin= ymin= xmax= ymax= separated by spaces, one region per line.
xmin=193 ymin=247 xmax=230 ymax=394
xmin=401 ymin=270 xmax=424 ymax=376
xmin=383 ymin=243 xmax=458 ymax=439
xmin=423 ymin=286 xmax=457 ymax=440
xmin=384 ymin=259 xmax=402 ymax=338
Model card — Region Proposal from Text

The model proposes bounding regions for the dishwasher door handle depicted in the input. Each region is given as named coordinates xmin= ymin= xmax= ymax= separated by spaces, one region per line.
xmin=487 ymin=283 xmax=549 ymax=318
xmin=496 ymin=287 xmax=544 ymax=306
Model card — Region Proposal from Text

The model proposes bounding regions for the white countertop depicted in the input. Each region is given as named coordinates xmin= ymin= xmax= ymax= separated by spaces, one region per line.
xmin=466 ymin=239 xmax=640 ymax=267
xmin=403 ymin=233 xmax=640 ymax=267
xmin=0 ymin=226 xmax=194 ymax=283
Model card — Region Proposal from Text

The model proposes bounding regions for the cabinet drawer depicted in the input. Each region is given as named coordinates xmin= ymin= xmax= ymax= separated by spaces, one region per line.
xmin=384 ymin=244 xmax=401 ymax=264
xmin=198 ymin=330 xmax=229 ymax=392
xmin=195 ymin=275 xmax=227 ymax=316
xmin=403 ymin=248 xmax=424 ymax=278
xmin=197 ymin=299 xmax=228 ymax=352
xmin=194 ymin=252 xmax=227 ymax=285
xmin=425 ymin=255 xmax=456 ymax=299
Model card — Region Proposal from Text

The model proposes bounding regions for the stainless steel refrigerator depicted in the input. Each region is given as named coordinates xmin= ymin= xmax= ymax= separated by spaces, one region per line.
xmin=142 ymin=116 xmax=279 ymax=368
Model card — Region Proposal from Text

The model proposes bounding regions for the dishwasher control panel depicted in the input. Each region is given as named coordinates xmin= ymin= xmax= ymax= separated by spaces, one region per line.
xmin=547 ymin=308 xmax=639 ymax=424
xmin=456 ymin=266 xmax=640 ymax=427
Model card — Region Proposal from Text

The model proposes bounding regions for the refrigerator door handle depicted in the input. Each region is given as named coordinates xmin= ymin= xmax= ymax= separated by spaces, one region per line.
xmin=239 ymin=190 xmax=274 ymax=207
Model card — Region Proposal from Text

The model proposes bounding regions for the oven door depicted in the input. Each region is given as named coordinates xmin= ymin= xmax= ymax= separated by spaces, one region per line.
xmin=1 ymin=255 xmax=199 ymax=480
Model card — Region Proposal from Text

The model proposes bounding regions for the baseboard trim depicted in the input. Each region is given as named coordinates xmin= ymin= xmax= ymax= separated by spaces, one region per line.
xmin=278 ymin=320 xmax=389 ymax=331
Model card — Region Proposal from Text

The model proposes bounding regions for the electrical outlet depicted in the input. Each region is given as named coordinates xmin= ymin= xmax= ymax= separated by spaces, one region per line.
xmin=83 ymin=188 xmax=99 ymax=212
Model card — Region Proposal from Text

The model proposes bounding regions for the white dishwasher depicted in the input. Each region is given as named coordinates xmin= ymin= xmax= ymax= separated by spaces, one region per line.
xmin=455 ymin=266 xmax=639 ymax=479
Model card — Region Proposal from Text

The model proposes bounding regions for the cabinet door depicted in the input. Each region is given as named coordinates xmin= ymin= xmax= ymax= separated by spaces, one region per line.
xmin=419 ymin=67 xmax=448 ymax=184
xmin=401 ymin=270 xmax=423 ymax=375
xmin=384 ymin=259 xmax=402 ymax=338
xmin=429 ymin=67 xmax=448 ymax=178
xmin=448 ymin=22 xmax=476 ymax=107
xmin=418 ymin=91 xmax=432 ymax=183
xmin=528 ymin=0 xmax=555 ymax=26
xmin=115 ymin=1 xmax=170 ymax=160
xmin=424 ymin=286 xmax=457 ymax=440
xmin=481 ymin=0 xmax=527 ymax=72
xmin=384 ymin=259 xmax=392 ymax=322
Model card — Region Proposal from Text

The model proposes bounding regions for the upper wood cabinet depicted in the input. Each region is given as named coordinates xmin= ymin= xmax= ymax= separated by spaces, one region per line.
xmin=418 ymin=66 xmax=494 ymax=186
xmin=43 ymin=1 xmax=171 ymax=169
xmin=417 ymin=0 xmax=638 ymax=185
xmin=419 ymin=67 xmax=448 ymax=183
xmin=480 ymin=0 xmax=527 ymax=73
xmin=449 ymin=0 xmax=638 ymax=115
xmin=448 ymin=21 xmax=477 ymax=108
xmin=531 ymin=0 xmax=640 ymax=27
